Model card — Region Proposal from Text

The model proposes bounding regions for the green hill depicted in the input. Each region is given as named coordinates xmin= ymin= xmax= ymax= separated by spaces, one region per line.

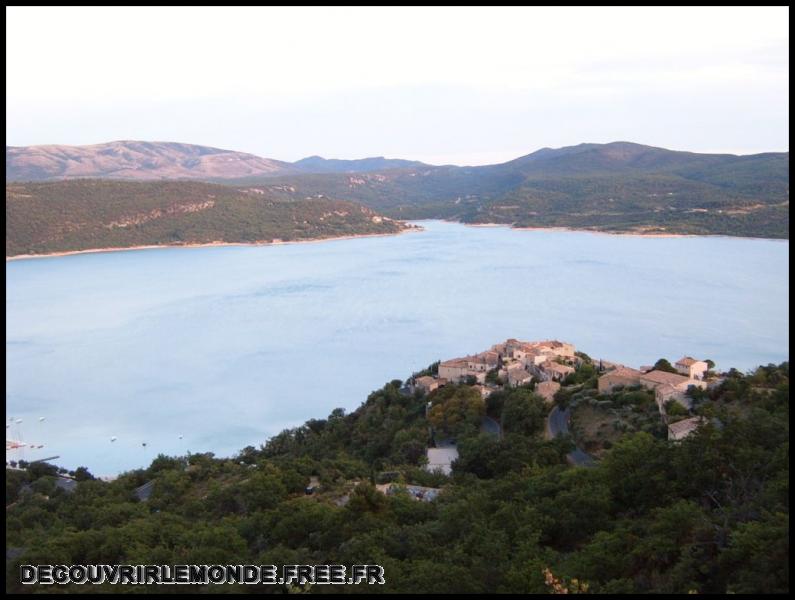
xmin=228 ymin=142 xmax=789 ymax=238
xmin=6 ymin=180 xmax=407 ymax=257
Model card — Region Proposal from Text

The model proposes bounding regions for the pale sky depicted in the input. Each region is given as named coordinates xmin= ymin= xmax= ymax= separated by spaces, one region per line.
xmin=6 ymin=6 xmax=789 ymax=165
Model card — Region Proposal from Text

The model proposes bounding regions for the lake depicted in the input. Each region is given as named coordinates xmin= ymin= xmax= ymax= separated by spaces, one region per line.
xmin=5 ymin=220 xmax=789 ymax=474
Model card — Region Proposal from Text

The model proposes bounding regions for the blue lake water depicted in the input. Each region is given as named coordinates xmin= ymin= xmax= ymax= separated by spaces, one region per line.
xmin=5 ymin=220 xmax=789 ymax=475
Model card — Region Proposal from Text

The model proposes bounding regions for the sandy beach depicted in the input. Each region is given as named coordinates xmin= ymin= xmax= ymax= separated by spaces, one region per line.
xmin=513 ymin=225 xmax=690 ymax=238
xmin=466 ymin=221 xmax=690 ymax=238
xmin=6 ymin=225 xmax=424 ymax=262
xmin=464 ymin=221 xmax=786 ymax=241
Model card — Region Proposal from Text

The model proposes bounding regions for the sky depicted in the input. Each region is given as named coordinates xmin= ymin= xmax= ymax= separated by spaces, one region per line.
xmin=6 ymin=6 xmax=789 ymax=165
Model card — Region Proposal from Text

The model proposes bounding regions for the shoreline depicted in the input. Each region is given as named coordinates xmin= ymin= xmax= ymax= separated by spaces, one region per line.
xmin=6 ymin=219 xmax=787 ymax=262
xmin=461 ymin=221 xmax=789 ymax=241
xmin=6 ymin=225 xmax=424 ymax=262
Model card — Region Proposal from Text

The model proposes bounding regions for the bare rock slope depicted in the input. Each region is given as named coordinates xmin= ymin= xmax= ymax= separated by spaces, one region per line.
xmin=6 ymin=141 xmax=297 ymax=181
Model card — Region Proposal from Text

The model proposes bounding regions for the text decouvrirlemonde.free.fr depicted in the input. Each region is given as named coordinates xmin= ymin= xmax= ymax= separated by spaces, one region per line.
xmin=20 ymin=564 xmax=386 ymax=586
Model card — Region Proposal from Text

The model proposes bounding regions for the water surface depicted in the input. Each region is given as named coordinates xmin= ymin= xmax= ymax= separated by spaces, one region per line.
xmin=6 ymin=221 xmax=789 ymax=474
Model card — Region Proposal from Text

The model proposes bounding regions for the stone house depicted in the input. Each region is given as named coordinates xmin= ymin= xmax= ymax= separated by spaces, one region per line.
xmin=675 ymin=357 xmax=709 ymax=380
xmin=493 ymin=339 xmax=576 ymax=362
xmin=477 ymin=351 xmax=500 ymax=369
xmin=597 ymin=366 xmax=643 ymax=393
xmin=654 ymin=383 xmax=692 ymax=412
xmin=437 ymin=358 xmax=468 ymax=383
xmin=438 ymin=357 xmax=486 ymax=384
xmin=538 ymin=361 xmax=575 ymax=382
xmin=415 ymin=375 xmax=442 ymax=395
xmin=535 ymin=380 xmax=561 ymax=404
xmin=501 ymin=339 xmax=526 ymax=358
xmin=639 ymin=370 xmax=707 ymax=394
xmin=535 ymin=340 xmax=576 ymax=358
xmin=508 ymin=370 xmax=533 ymax=387
xmin=512 ymin=345 xmax=539 ymax=364
xmin=439 ymin=350 xmax=498 ymax=384
xmin=667 ymin=416 xmax=706 ymax=441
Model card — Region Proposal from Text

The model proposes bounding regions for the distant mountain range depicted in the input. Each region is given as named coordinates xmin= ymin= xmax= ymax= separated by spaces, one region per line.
xmin=230 ymin=141 xmax=789 ymax=238
xmin=5 ymin=141 xmax=301 ymax=182
xmin=5 ymin=141 xmax=433 ymax=181
xmin=293 ymin=155 xmax=430 ymax=174
xmin=6 ymin=140 xmax=789 ymax=239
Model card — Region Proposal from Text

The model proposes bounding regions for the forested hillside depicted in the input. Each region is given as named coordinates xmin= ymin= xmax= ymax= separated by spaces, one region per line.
xmin=6 ymin=180 xmax=407 ymax=257
xmin=229 ymin=143 xmax=790 ymax=238
xmin=6 ymin=361 xmax=788 ymax=593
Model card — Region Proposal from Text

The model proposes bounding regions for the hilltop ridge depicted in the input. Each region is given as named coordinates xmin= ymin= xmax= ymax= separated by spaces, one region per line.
xmin=6 ymin=141 xmax=789 ymax=238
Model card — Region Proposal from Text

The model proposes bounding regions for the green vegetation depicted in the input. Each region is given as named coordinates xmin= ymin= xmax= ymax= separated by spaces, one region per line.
xmin=563 ymin=361 xmax=598 ymax=387
xmin=5 ymin=361 xmax=788 ymax=593
xmin=653 ymin=358 xmax=679 ymax=373
xmin=6 ymin=180 xmax=407 ymax=257
xmin=497 ymin=387 xmax=548 ymax=437
xmin=664 ymin=399 xmax=690 ymax=417
xmin=427 ymin=384 xmax=484 ymax=438
xmin=566 ymin=371 xmax=666 ymax=457
xmin=227 ymin=142 xmax=789 ymax=239
xmin=469 ymin=175 xmax=789 ymax=239
xmin=7 ymin=144 xmax=789 ymax=247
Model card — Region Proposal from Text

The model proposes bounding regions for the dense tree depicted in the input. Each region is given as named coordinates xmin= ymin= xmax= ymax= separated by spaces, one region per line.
xmin=653 ymin=358 xmax=678 ymax=373
xmin=501 ymin=388 xmax=547 ymax=437
xmin=6 ymin=180 xmax=406 ymax=257
xmin=427 ymin=385 xmax=484 ymax=438
xmin=664 ymin=399 xmax=690 ymax=416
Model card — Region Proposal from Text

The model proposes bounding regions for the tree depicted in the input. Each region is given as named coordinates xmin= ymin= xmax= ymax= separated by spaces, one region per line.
xmin=664 ymin=399 xmax=689 ymax=417
xmin=502 ymin=389 xmax=547 ymax=437
xmin=390 ymin=428 xmax=428 ymax=465
xmin=428 ymin=385 xmax=484 ymax=437
xmin=346 ymin=481 xmax=387 ymax=515
xmin=235 ymin=445 xmax=260 ymax=465
xmin=653 ymin=358 xmax=678 ymax=373
xmin=685 ymin=385 xmax=708 ymax=403
xmin=563 ymin=362 xmax=596 ymax=387
xmin=486 ymin=389 xmax=507 ymax=418
xmin=455 ymin=434 xmax=503 ymax=478
xmin=722 ymin=512 xmax=789 ymax=594
xmin=26 ymin=461 xmax=58 ymax=480
xmin=148 ymin=454 xmax=185 ymax=474
xmin=600 ymin=432 xmax=675 ymax=513
xmin=73 ymin=466 xmax=95 ymax=482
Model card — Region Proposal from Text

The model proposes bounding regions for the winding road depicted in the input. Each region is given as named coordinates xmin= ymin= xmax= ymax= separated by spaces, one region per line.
xmin=546 ymin=405 xmax=595 ymax=467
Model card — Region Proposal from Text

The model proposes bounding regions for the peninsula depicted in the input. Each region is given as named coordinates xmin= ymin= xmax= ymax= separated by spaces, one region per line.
xmin=5 ymin=180 xmax=411 ymax=258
